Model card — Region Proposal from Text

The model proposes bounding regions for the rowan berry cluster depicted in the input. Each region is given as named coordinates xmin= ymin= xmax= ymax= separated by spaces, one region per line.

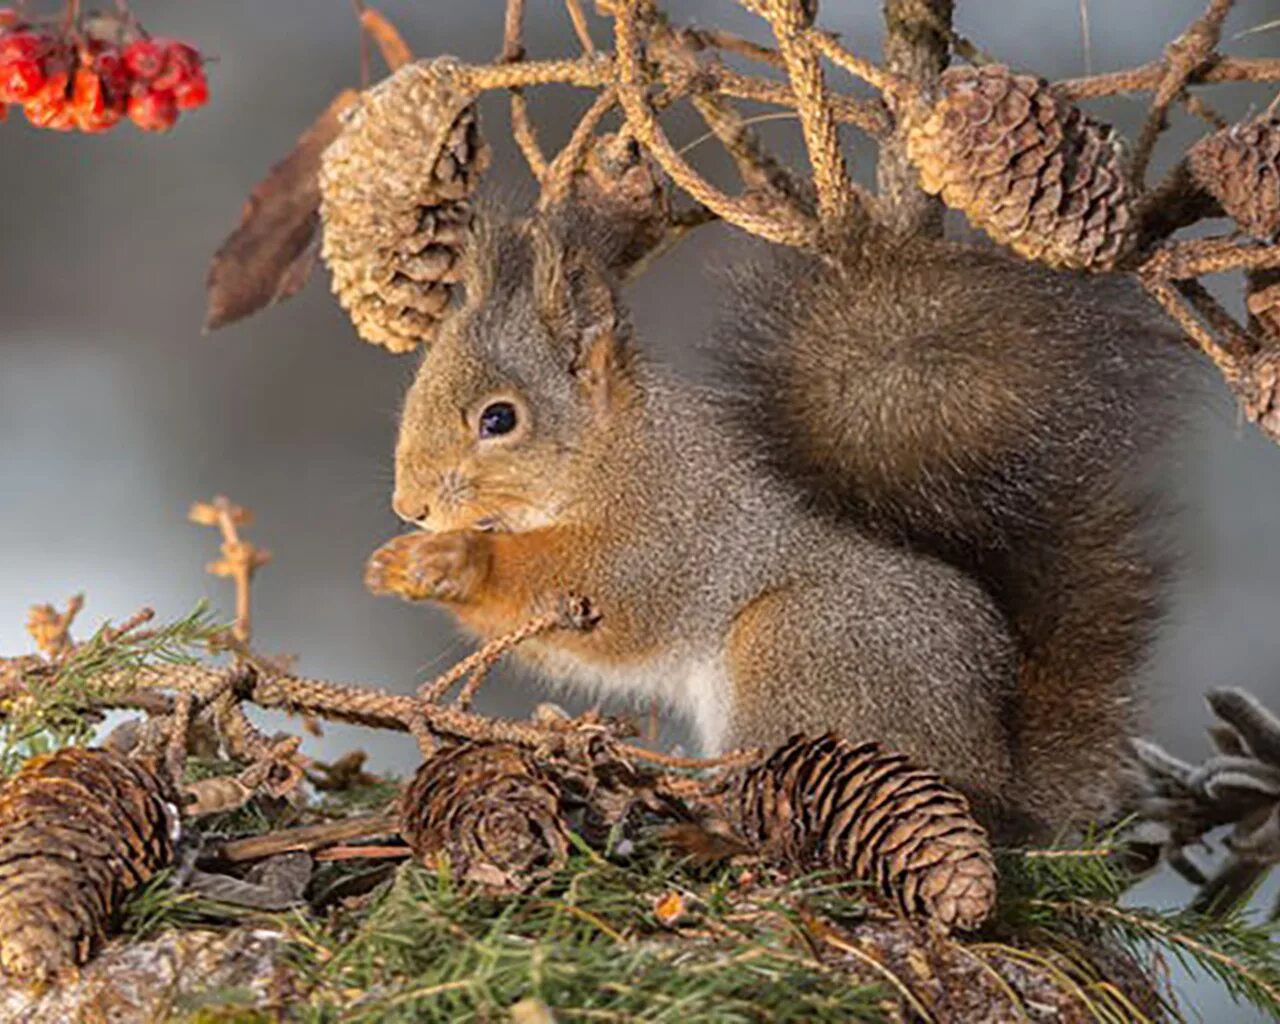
xmin=0 ymin=8 xmax=208 ymax=133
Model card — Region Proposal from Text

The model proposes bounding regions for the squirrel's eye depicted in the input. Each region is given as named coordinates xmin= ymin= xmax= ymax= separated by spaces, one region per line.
xmin=478 ymin=401 xmax=519 ymax=439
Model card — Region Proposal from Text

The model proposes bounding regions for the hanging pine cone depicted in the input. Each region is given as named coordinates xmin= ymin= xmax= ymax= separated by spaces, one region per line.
xmin=0 ymin=748 xmax=180 ymax=984
xmin=1188 ymin=115 xmax=1280 ymax=241
xmin=717 ymin=734 xmax=996 ymax=931
xmin=319 ymin=58 xmax=489 ymax=354
xmin=902 ymin=64 xmax=1133 ymax=271
xmin=399 ymin=742 xmax=570 ymax=890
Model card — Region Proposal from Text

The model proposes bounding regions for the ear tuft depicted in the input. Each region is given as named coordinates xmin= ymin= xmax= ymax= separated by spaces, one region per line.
xmin=531 ymin=222 xmax=621 ymax=354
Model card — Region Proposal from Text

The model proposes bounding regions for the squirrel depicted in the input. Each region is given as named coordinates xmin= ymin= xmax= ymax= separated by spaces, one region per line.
xmin=365 ymin=207 xmax=1188 ymax=841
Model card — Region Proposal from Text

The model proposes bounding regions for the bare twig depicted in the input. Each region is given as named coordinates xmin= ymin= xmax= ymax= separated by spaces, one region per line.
xmin=563 ymin=0 xmax=595 ymax=53
xmin=1078 ymin=0 xmax=1093 ymax=75
xmin=205 ymin=813 xmax=402 ymax=864
xmin=650 ymin=23 xmax=814 ymax=216
xmin=502 ymin=0 xmax=549 ymax=181
xmin=1128 ymin=0 xmax=1235 ymax=189
xmin=612 ymin=1 xmax=818 ymax=246
xmin=315 ymin=844 xmax=411 ymax=861
xmin=25 ymin=594 xmax=83 ymax=661
xmin=675 ymin=24 xmax=786 ymax=70
xmin=1057 ymin=54 xmax=1280 ymax=100
xmin=418 ymin=604 xmax=587 ymax=703
xmin=752 ymin=0 xmax=855 ymax=226
xmin=359 ymin=7 xmax=412 ymax=72
xmin=537 ymin=88 xmax=619 ymax=210
xmin=701 ymin=58 xmax=889 ymax=137
xmin=190 ymin=496 xmax=271 ymax=644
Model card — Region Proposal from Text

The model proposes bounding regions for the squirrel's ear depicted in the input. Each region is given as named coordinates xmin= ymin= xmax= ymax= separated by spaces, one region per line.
xmin=574 ymin=314 xmax=627 ymax=414
xmin=532 ymin=228 xmax=630 ymax=408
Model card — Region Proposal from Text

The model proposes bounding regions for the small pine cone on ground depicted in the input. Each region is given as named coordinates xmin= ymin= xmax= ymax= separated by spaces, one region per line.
xmin=319 ymin=58 xmax=489 ymax=354
xmin=1188 ymin=115 xmax=1280 ymax=241
xmin=0 ymin=748 xmax=180 ymax=985
xmin=718 ymin=734 xmax=997 ymax=931
xmin=399 ymin=742 xmax=570 ymax=890
xmin=903 ymin=64 xmax=1133 ymax=271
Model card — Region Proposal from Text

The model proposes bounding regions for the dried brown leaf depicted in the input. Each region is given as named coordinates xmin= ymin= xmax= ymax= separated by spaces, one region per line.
xmin=204 ymin=90 xmax=359 ymax=332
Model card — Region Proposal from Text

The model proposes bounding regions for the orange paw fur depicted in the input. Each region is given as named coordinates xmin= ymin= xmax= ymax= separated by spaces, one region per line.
xmin=364 ymin=531 xmax=491 ymax=603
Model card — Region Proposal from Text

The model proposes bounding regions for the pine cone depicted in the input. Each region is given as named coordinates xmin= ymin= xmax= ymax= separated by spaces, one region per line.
xmin=0 ymin=748 xmax=179 ymax=984
xmin=399 ymin=742 xmax=570 ymax=890
xmin=719 ymin=734 xmax=996 ymax=931
xmin=903 ymin=64 xmax=1133 ymax=271
xmin=319 ymin=58 xmax=489 ymax=354
xmin=1188 ymin=115 xmax=1280 ymax=241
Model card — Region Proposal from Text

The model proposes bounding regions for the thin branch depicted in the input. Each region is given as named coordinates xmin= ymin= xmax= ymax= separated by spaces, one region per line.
xmin=348 ymin=0 xmax=370 ymax=87
xmin=564 ymin=0 xmax=595 ymax=53
xmin=752 ymin=1 xmax=855 ymax=226
xmin=611 ymin=1 xmax=818 ymax=246
xmin=1129 ymin=0 xmax=1235 ymax=189
xmin=205 ymin=813 xmax=402 ymax=864
xmin=675 ymin=25 xmax=786 ymax=70
xmin=359 ymin=8 xmax=413 ymax=72
xmin=537 ymin=88 xmax=618 ymax=210
xmin=1078 ymin=0 xmax=1093 ymax=76
xmin=418 ymin=606 xmax=578 ymax=702
xmin=875 ymin=0 xmax=954 ymax=238
xmin=704 ymin=59 xmax=890 ymax=137
xmin=1057 ymin=54 xmax=1280 ymax=101
xmin=502 ymin=0 xmax=548 ymax=180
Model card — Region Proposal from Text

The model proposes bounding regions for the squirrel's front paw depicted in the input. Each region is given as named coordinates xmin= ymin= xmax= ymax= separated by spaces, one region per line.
xmin=364 ymin=531 xmax=489 ymax=603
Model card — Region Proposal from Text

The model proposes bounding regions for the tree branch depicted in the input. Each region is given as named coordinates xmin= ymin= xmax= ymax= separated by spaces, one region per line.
xmin=877 ymin=0 xmax=953 ymax=238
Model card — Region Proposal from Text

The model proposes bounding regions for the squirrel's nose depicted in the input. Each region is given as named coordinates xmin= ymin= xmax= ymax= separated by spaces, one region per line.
xmin=392 ymin=493 xmax=430 ymax=526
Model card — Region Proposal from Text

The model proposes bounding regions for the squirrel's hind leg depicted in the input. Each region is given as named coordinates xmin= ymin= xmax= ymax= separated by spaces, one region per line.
xmin=722 ymin=552 xmax=1020 ymax=835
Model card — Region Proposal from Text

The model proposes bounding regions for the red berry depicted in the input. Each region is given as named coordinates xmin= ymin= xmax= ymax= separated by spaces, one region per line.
xmin=72 ymin=67 xmax=104 ymax=115
xmin=0 ymin=57 xmax=43 ymax=102
xmin=122 ymin=38 xmax=164 ymax=80
xmin=92 ymin=54 xmax=129 ymax=112
xmin=0 ymin=31 xmax=45 ymax=63
xmin=127 ymin=88 xmax=176 ymax=132
xmin=0 ymin=8 xmax=20 ymax=30
xmin=173 ymin=71 xmax=207 ymax=111
xmin=152 ymin=40 xmax=201 ymax=92
xmin=77 ymin=107 xmax=120 ymax=133
xmin=23 ymin=70 xmax=73 ymax=130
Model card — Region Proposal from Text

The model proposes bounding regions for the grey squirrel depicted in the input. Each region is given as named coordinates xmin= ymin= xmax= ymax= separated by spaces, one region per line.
xmin=365 ymin=209 xmax=1188 ymax=841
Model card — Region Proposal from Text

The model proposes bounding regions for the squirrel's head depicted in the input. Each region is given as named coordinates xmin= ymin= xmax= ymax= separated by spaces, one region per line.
xmin=392 ymin=214 xmax=636 ymax=534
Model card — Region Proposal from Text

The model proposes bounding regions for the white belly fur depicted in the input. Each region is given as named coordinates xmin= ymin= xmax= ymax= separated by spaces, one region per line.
xmin=523 ymin=644 xmax=734 ymax=754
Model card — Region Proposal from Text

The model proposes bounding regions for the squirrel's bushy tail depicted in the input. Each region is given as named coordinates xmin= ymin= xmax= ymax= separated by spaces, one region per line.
xmin=717 ymin=226 xmax=1191 ymax=832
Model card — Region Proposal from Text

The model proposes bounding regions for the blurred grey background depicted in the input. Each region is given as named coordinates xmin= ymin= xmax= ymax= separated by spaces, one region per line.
xmin=2 ymin=1 xmax=1279 ymax=1017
